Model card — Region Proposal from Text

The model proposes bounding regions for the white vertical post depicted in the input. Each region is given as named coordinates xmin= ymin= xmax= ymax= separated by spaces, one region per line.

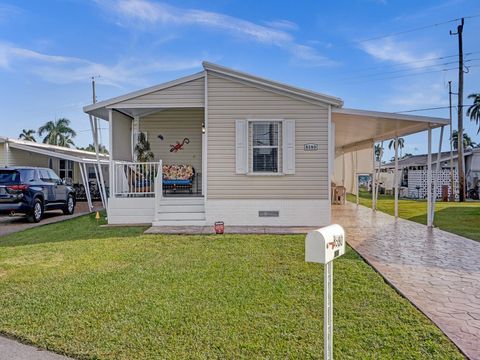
xmin=372 ymin=142 xmax=376 ymax=210
xmin=328 ymin=106 xmax=333 ymax=206
xmin=394 ymin=137 xmax=399 ymax=219
xmin=375 ymin=142 xmax=383 ymax=208
xmin=355 ymin=151 xmax=359 ymax=205
xmin=79 ymin=162 xmax=93 ymax=212
xmin=432 ymin=126 xmax=445 ymax=225
xmin=427 ymin=128 xmax=433 ymax=228
xmin=93 ymin=164 xmax=105 ymax=209
xmin=324 ymin=261 xmax=333 ymax=360
xmin=341 ymin=152 xmax=345 ymax=186
xmin=203 ymin=70 xmax=208 ymax=201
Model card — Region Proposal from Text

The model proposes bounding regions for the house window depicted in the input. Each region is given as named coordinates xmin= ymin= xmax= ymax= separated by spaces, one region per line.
xmin=250 ymin=121 xmax=281 ymax=173
xmin=59 ymin=160 xmax=74 ymax=180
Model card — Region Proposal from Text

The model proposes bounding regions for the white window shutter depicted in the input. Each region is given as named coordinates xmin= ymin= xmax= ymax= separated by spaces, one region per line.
xmin=235 ymin=120 xmax=248 ymax=174
xmin=283 ymin=120 xmax=295 ymax=174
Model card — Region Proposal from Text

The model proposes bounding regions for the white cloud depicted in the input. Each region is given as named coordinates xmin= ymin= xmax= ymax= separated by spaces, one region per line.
xmin=96 ymin=0 xmax=335 ymax=66
xmin=263 ymin=19 xmax=298 ymax=31
xmin=0 ymin=42 xmax=201 ymax=86
xmin=360 ymin=38 xmax=439 ymax=69
xmin=388 ymin=82 xmax=447 ymax=109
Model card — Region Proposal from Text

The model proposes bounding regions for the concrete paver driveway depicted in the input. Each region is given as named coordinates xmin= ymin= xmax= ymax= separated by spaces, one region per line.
xmin=0 ymin=202 xmax=100 ymax=237
xmin=333 ymin=202 xmax=480 ymax=360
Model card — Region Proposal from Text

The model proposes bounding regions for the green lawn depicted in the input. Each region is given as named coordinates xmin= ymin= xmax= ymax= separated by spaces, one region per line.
xmin=0 ymin=214 xmax=463 ymax=359
xmin=347 ymin=190 xmax=480 ymax=241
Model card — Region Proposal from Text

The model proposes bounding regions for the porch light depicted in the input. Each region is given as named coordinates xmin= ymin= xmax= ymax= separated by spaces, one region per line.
xmin=202 ymin=122 xmax=206 ymax=134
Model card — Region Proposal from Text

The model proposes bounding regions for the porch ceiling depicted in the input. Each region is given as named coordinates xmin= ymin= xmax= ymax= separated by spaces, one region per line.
xmin=332 ymin=108 xmax=449 ymax=154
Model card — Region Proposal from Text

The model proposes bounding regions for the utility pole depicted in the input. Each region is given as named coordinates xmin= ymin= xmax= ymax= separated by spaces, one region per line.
xmin=92 ymin=76 xmax=97 ymax=104
xmin=450 ymin=18 xmax=465 ymax=201
xmin=448 ymin=81 xmax=456 ymax=201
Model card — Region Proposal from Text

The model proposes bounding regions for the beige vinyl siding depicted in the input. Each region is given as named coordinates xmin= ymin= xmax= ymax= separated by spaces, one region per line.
xmin=114 ymin=78 xmax=205 ymax=108
xmin=207 ymin=73 xmax=329 ymax=199
xmin=0 ymin=147 xmax=51 ymax=168
xmin=140 ymin=108 xmax=203 ymax=173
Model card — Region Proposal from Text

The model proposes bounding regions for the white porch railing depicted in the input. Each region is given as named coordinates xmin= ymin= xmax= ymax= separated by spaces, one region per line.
xmin=113 ymin=160 xmax=162 ymax=197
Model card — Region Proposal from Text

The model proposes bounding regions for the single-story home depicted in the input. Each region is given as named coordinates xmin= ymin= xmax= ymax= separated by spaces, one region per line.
xmin=0 ymin=137 xmax=109 ymax=211
xmin=84 ymin=61 xmax=448 ymax=227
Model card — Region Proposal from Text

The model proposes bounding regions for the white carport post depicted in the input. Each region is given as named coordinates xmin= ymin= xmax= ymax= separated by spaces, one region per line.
xmin=93 ymin=164 xmax=106 ymax=209
xmin=427 ymin=128 xmax=433 ymax=228
xmin=394 ymin=137 xmax=399 ymax=219
xmin=375 ymin=141 xmax=384 ymax=207
xmin=355 ymin=151 xmax=359 ymax=205
xmin=372 ymin=142 xmax=376 ymax=210
xmin=431 ymin=126 xmax=445 ymax=225
xmin=89 ymin=115 xmax=108 ymax=212
xmin=78 ymin=161 xmax=93 ymax=212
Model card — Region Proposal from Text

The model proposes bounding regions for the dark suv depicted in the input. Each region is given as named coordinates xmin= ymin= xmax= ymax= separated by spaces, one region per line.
xmin=0 ymin=167 xmax=76 ymax=223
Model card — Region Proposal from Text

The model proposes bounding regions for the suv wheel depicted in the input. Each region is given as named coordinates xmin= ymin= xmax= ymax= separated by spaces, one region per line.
xmin=28 ymin=199 xmax=43 ymax=223
xmin=63 ymin=194 xmax=75 ymax=215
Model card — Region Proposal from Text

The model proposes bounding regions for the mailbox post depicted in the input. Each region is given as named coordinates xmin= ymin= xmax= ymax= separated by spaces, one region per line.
xmin=305 ymin=224 xmax=346 ymax=360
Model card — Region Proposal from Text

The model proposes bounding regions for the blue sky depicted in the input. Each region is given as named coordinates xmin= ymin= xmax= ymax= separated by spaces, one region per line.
xmin=1 ymin=0 xmax=479 ymax=160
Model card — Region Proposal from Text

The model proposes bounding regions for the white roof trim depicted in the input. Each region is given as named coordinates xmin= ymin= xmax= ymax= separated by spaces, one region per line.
xmin=83 ymin=71 xmax=205 ymax=114
xmin=202 ymin=61 xmax=344 ymax=107
xmin=333 ymin=107 xmax=449 ymax=125
xmin=8 ymin=142 xmax=109 ymax=164
xmin=0 ymin=137 xmax=109 ymax=160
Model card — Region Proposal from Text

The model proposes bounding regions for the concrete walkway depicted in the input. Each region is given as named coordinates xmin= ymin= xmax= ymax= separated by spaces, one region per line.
xmin=0 ymin=336 xmax=71 ymax=360
xmin=333 ymin=202 xmax=480 ymax=360
xmin=0 ymin=202 xmax=102 ymax=237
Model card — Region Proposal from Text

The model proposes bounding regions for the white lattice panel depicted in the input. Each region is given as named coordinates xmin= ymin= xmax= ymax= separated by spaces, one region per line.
xmin=408 ymin=170 xmax=459 ymax=200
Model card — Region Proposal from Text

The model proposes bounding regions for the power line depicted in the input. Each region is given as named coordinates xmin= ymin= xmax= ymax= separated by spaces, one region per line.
xmin=354 ymin=14 xmax=480 ymax=44
xmin=336 ymin=64 xmax=480 ymax=85
xmin=394 ymin=104 xmax=471 ymax=113
xmin=340 ymin=51 xmax=479 ymax=75
xmin=338 ymin=58 xmax=480 ymax=81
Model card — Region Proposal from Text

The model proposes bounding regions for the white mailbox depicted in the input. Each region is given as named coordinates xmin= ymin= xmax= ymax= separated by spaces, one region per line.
xmin=305 ymin=224 xmax=345 ymax=264
xmin=305 ymin=224 xmax=346 ymax=360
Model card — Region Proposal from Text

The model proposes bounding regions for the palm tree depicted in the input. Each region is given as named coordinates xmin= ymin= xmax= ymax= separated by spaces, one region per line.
xmin=467 ymin=93 xmax=480 ymax=134
xmin=77 ymin=143 xmax=109 ymax=154
xmin=38 ymin=118 xmax=77 ymax=147
xmin=18 ymin=129 xmax=36 ymax=142
xmin=388 ymin=137 xmax=405 ymax=157
xmin=452 ymin=130 xmax=476 ymax=150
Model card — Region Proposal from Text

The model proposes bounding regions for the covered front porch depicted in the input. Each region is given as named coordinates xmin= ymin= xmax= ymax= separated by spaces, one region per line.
xmin=84 ymin=72 xmax=207 ymax=225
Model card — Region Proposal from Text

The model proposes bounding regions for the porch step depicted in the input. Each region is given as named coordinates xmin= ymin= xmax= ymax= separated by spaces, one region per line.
xmin=156 ymin=211 xmax=205 ymax=221
xmin=154 ymin=196 xmax=205 ymax=224
xmin=159 ymin=197 xmax=204 ymax=205
xmin=152 ymin=219 xmax=207 ymax=226
xmin=157 ymin=204 xmax=205 ymax=213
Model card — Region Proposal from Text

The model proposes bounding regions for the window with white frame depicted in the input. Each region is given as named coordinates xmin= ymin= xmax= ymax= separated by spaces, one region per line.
xmin=250 ymin=121 xmax=281 ymax=173
xmin=59 ymin=159 xmax=74 ymax=180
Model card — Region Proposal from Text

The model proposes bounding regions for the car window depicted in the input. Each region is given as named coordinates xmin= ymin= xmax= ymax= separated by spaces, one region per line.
xmin=19 ymin=169 xmax=36 ymax=182
xmin=39 ymin=169 xmax=53 ymax=183
xmin=0 ymin=170 xmax=20 ymax=184
xmin=48 ymin=169 xmax=61 ymax=183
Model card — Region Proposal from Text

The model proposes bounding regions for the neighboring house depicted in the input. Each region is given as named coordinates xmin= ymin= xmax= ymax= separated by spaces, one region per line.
xmin=84 ymin=62 xmax=448 ymax=227
xmin=382 ymin=149 xmax=480 ymax=199
xmin=0 ymin=137 xmax=109 ymax=210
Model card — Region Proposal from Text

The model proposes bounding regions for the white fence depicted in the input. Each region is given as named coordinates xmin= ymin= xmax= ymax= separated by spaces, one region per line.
xmin=408 ymin=169 xmax=458 ymax=200
xmin=113 ymin=161 xmax=162 ymax=197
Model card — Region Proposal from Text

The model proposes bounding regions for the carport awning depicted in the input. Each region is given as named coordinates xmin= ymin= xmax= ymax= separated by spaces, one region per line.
xmin=332 ymin=108 xmax=449 ymax=153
